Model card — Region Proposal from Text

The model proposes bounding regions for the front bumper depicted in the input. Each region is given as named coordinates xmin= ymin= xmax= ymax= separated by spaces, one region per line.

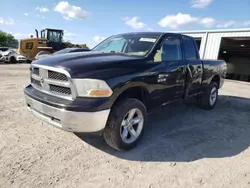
xmin=24 ymin=93 xmax=110 ymax=133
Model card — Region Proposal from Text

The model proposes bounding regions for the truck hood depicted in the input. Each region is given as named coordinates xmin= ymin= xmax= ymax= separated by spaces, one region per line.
xmin=32 ymin=51 xmax=148 ymax=79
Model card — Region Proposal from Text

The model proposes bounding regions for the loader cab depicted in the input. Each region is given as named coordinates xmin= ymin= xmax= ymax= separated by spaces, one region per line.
xmin=41 ymin=28 xmax=65 ymax=51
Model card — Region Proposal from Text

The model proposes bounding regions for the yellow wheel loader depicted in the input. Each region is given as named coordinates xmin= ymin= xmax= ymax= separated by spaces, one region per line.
xmin=18 ymin=28 xmax=87 ymax=61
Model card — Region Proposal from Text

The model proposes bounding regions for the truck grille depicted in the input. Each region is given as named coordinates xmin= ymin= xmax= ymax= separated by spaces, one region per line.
xmin=50 ymin=85 xmax=71 ymax=95
xmin=48 ymin=70 xmax=68 ymax=81
xmin=31 ymin=77 xmax=42 ymax=87
xmin=30 ymin=65 xmax=75 ymax=100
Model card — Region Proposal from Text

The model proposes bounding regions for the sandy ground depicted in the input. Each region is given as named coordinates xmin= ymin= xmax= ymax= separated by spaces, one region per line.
xmin=1 ymin=64 xmax=250 ymax=188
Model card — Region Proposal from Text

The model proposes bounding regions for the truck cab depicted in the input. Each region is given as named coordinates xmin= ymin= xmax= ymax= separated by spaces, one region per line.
xmin=40 ymin=28 xmax=65 ymax=51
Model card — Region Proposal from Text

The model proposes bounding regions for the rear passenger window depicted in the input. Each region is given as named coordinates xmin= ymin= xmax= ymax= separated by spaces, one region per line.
xmin=182 ymin=36 xmax=198 ymax=60
xmin=154 ymin=35 xmax=182 ymax=62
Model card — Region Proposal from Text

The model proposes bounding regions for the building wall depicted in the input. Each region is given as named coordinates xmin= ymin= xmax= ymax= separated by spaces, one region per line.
xmin=204 ymin=31 xmax=250 ymax=59
xmin=182 ymin=30 xmax=250 ymax=60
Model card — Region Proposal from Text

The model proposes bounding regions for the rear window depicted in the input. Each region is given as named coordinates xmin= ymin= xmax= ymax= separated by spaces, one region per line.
xmin=182 ymin=36 xmax=198 ymax=60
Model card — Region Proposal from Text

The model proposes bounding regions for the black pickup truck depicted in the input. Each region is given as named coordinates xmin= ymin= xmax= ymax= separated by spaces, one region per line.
xmin=24 ymin=32 xmax=227 ymax=150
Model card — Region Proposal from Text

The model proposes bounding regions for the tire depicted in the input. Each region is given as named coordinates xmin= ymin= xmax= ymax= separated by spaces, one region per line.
xmin=26 ymin=59 xmax=32 ymax=64
xmin=9 ymin=56 xmax=17 ymax=64
xmin=103 ymin=98 xmax=147 ymax=151
xmin=198 ymin=82 xmax=218 ymax=110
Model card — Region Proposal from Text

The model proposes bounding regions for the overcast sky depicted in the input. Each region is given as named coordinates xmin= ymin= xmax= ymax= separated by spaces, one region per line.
xmin=1 ymin=0 xmax=250 ymax=47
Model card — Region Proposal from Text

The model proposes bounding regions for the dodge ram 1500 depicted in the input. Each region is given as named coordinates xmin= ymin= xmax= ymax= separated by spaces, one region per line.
xmin=24 ymin=32 xmax=227 ymax=150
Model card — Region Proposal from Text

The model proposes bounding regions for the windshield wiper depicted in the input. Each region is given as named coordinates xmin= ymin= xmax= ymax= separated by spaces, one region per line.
xmin=110 ymin=50 xmax=124 ymax=53
xmin=109 ymin=51 xmax=127 ymax=55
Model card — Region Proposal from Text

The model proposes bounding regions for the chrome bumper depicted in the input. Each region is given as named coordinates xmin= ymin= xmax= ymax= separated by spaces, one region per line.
xmin=24 ymin=94 xmax=110 ymax=133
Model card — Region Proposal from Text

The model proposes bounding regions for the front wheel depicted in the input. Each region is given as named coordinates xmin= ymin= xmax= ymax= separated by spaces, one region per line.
xmin=103 ymin=98 xmax=147 ymax=150
xmin=198 ymin=82 xmax=218 ymax=110
xmin=9 ymin=56 xmax=17 ymax=64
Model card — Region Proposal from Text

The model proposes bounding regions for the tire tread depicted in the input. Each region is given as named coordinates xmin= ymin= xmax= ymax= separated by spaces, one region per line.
xmin=103 ymin=98 xmax=147 ymax=150
xmin=199 ymin=82 xmax=218 ymax=110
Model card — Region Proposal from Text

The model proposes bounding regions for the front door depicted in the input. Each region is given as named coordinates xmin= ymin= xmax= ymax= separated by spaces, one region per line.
xmin=153 ymin=35 xmax=186 ymax=105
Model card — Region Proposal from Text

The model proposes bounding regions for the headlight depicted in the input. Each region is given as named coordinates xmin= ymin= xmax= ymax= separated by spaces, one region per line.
xmin=72 ymin=79 xmax=113 ymax=97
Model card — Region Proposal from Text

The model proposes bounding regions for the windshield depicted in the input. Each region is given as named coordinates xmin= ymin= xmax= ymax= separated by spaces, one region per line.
xmin=0 ymin=48 xmax=9 ymax=52
xmin=92 ymin=33 xmax=160 ymax=56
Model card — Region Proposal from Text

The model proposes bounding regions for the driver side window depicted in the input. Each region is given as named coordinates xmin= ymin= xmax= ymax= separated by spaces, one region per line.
xmin=154 ymin=35 xmax=182 ymax=62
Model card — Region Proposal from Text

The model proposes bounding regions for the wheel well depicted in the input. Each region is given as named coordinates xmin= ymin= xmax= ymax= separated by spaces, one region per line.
xmin=114 ymin=87 xmax=149 ymax=108
xmin=37 ymin=50 xmax=51 ymax=55
xmin=9 ymin=56 xmax=16 ymax=61
xmin=211 ymin=75 xmax=220 ymax=87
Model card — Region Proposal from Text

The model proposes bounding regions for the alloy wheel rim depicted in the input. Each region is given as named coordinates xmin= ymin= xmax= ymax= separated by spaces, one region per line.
xmin=120 ymin=108 xmax=144 ymax=144
xmin=210 ymin=87 xmax=217 ymax=106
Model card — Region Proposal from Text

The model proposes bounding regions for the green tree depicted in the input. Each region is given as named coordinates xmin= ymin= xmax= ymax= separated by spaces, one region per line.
xmin=0 ymin=30 xmax=18 ymax=48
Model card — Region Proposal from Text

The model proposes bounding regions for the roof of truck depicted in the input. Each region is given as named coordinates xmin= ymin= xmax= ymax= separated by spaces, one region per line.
xmin=117 ymin=32 xmax=166 ymax=35
xmin=112 ymin=31 xmax=192 ymax=37
xmin=44 ymin=28 xmax=63 ymax=31
xmin=111 ymin=32 xmax=194 ymax=40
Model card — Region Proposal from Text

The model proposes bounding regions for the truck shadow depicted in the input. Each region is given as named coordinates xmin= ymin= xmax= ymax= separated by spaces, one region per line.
xmin=75 ymin=95 xmax=250 ymax=162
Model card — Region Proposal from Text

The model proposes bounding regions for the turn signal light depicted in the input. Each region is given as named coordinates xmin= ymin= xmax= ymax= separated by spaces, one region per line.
xmin=89 ymin=89 xmax=112 ymax=97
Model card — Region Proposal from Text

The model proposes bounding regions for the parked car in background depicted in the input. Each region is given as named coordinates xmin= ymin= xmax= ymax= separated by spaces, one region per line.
xmin=0 ymin=47 xmax=9 ymax=62
xmin=0 ymin=48 xmax=27 ymax=63
xmin=35 ymin=47 xmax=91 ymax=60
xmin=0 ymin=47 xmax=9 ymax=52
xmin=0 ymin=53 xmax=4 ymax=62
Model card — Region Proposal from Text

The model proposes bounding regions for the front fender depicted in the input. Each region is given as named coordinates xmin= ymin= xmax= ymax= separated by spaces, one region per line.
xmin=110 ymin=81 xmax=149 ymax=100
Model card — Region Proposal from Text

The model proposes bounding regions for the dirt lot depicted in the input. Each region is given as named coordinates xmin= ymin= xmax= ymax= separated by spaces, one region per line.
xmin=1 ymin=64 xmax=250 ymax=188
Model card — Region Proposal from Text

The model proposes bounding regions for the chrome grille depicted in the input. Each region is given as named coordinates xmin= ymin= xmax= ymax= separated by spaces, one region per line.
xmin=48 ymin=70 xmax=68 ymax=81
xmin=30 ymin=65 xmax=74 ymax=100
xmin=50 ymin=85 xmax=71 ymax=95
xmin=31 ymin=77 xmax=41 ymax=87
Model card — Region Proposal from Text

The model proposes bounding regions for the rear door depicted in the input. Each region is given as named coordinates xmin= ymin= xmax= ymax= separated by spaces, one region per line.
xmin=182 ymin=36 xmax=203 ymax=98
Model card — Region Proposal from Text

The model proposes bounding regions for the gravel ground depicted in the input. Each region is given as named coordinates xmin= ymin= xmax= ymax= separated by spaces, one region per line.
xmin=1 ymin=64 xmax=250 ymax=188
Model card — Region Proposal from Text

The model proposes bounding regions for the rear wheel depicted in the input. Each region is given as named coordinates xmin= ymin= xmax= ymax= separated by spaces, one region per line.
xmin=103 ymin=98 xmax=147 ymax=150
xmin=198 ymin=82 xmax=218 ymax=110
